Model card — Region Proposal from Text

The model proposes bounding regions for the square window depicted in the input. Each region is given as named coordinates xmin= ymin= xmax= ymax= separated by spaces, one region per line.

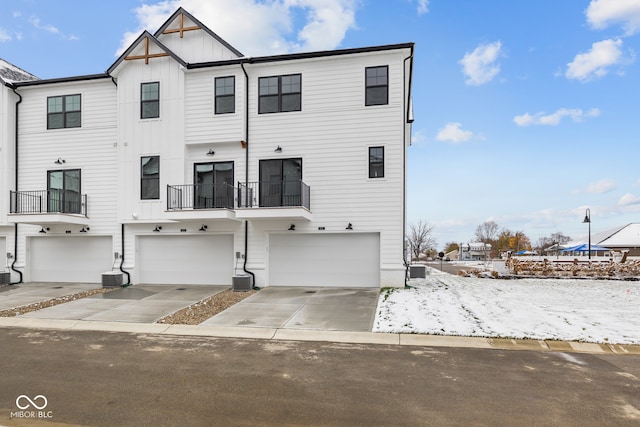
xmin=259 ymin=74 xmax=301 ymax=113
xmin=47 ymin=94 xmax=81 ymax=129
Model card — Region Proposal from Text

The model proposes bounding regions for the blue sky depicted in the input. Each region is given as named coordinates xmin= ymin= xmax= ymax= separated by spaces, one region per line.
xmin=2 ymin=0 xmax=639 ymax=248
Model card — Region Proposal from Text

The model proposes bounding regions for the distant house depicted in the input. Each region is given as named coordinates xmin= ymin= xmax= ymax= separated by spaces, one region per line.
xmin=1 ymin=8 xmax=415 ymax=288
xmin=459 ymin=242 xmax=491 ymax=261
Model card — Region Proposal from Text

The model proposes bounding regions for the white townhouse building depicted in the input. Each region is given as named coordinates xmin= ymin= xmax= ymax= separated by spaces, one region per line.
xmin=2 ymin=8 xmax=414 ymax=288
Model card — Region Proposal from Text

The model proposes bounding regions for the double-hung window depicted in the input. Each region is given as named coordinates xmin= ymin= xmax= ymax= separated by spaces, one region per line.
xmin=47 ymin=94 xmax=81 ymax=129
xmin=141 ymin=156 xmax=160 ymax=200
xmin=258 ymin=74 xmax=301 ymax=113
xmin=365 ymin=66 xmax=388 ymax=106
xmin=369 ymin=147 xmax=384 ymax=178
xmin=215 ymin=76 xmax=235 ymax=114
xmin=141 ymin=82 xmax=160 ymax=119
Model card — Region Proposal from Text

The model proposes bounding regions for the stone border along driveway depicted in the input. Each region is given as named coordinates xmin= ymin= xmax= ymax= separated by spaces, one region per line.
xmin=0 ymin=286 xmax=115 ymax=317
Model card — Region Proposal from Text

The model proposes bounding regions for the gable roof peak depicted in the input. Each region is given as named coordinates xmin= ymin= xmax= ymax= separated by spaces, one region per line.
xmin=155 ymin=7 xmax=243 ymax=57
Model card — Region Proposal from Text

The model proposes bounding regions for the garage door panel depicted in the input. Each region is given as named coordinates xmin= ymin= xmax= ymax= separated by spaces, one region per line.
xmin=269 ymin=233 xmax=379 ymax=287
xmin=137 ymin=235 xmax=233 ymax=285
xmin=30 ymin=237 xmax=112 ymax=283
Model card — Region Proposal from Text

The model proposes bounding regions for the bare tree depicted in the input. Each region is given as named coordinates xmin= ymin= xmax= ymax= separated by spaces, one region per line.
xmin=408 ymin=221 xmax=437 ymax=261
xmin=475 ymin=221 xmax=499 ymax=243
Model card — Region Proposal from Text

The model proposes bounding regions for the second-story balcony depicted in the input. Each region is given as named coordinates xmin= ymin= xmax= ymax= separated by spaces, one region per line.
xmin=236 ymin=180 xmax=312 ymax=220
xmin=165 ymin=183 xmax=237 ymax=221
xmin=9 ymin=190 xmax=89 ymax=225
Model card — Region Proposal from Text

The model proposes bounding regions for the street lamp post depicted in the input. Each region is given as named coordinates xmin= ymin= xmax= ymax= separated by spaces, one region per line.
xmin=583 ymin=208 xmax=591 ymax=260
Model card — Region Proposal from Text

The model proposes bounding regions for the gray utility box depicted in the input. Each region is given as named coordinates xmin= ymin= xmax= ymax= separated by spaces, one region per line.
xmin=232 ymin=275 xmax=252 ymax=292
xmin=409 ymin=264 xmax=426 ymax=279
xmin=102 ymin=272 xmax=123 ymax=288
xmin=0 ymin=272 xmax=10 ymax=285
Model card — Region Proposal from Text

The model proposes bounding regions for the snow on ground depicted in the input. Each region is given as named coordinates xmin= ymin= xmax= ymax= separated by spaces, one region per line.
xmin=373 ymin=267 xmax=640 ymax=344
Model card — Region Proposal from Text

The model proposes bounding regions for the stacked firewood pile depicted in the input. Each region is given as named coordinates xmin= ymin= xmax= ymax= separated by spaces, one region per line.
xmin=505 ymin=257 xmax=640 ymax=278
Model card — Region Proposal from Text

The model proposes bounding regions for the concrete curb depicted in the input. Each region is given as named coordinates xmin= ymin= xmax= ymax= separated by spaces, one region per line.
xmin=1 ymin=317 xmax=639 ymax=355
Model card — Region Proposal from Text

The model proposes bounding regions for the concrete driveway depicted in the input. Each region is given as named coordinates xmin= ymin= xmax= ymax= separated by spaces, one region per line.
xmin=1 ymin=283 xmax=380 ymax=331
xmin=202 ymin=287 xmax=379 ymax=331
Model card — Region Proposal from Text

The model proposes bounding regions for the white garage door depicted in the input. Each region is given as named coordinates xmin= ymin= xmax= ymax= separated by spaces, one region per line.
xmin=30 ymin=236 xmax=113 ymax=283
xmin=137 ymin=235 xmax=233 ymax=285
xmin=269 ymin=233 xmax=380 ymax=287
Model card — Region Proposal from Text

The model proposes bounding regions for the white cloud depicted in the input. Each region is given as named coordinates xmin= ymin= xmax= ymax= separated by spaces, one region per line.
xmin=435 ymin=122 xmax=473 ymax=144
xmin=416 ymin=0 xmax=429 ymax=15
xmin=619 ymin=193 xmax=640 ymax=206
xmin=586 ymin=0 xmax=640 ymax=35
xmin=29 ymin=16 xmax=60 ymax=34
xmin=0 ymin=28 xmax=11 ymax=42
xmin=117 ymin=0 xmax=357 ymax=57
xmin=459 ymin=41 xmax=502 ymax=86
xmin=586 ymin=179 xmax=616 ymax=194
xmin=513 ymin=108 xmax=600 ymax=126
xmin=565 ymin=38 xmax=626 ymax=82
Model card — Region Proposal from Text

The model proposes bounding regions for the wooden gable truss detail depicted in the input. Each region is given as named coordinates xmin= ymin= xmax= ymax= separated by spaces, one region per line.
xmin=162 ymin=12 xmax=201 ymax=38
xmin=125 ymin=36 xmax=170 ymax=65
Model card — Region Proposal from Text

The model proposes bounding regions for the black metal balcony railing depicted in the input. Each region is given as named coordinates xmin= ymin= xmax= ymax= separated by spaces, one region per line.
xmin=10 ymin=190 xmax=87 ymax=216
xmin=167 ymin=183 xmax=235 ymax=210
xmin=238 ymin=180 xmax=310 ymax=210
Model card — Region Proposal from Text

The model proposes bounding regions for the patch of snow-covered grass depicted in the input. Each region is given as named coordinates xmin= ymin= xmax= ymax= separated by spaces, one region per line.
xmin=374 ymin=268 xmax=640 ymax=344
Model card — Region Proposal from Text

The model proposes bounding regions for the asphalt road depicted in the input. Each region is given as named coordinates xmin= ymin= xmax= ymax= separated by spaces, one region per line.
xmin=1 ymin=328 xmax=639 ymax=427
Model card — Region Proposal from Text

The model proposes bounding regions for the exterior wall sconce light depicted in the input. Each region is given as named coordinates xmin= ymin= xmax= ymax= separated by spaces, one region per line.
xmin=39 ymin=227 xmax=49 ymax=234
xmin=346 ymin=223 xmax=353 ymax=230
xmin=79 ymin=226 xmax=90 ymax=233
xmin=288 ymin=224 xmax=295 ymax=231
xmin=274 ymin=145 xmax=282 ymax=153
xmin=241 ymin=140 xmax=247 ymax=149
xmin=54 ymin=158 xmax=66 ymax=165
xmin=199 ymin=224 xmax=208 ymax=231
xmin=206 ymin=149 xmax=215 ymax=156
xmin=153 ymin=225 xmax=162 ymax=232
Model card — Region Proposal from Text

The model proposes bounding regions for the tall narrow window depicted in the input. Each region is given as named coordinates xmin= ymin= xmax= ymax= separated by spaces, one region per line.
xmin=369 ymin=147 xmax=384 ymax=178
xmin=215 ymin=76 xmax=235 ymax=114
xmin=141 ymin=156 xmax=160 ymax=200
xmin=48 ymin=169 xmax=81 ymax=213
xmin=141 ymin=82 xmax=160 ymax=119
xmin=194 ymin=162 xmax=234 ymax=208
xmin=259 ymin=158 xmax=302 ymax=206
xmin=47 ymin=94 xmax=81 ymax=129
xmin=259 ymin=74 xmax=301 ymax=113
xmin=365 ymin=66 xmax=388 ymax=106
